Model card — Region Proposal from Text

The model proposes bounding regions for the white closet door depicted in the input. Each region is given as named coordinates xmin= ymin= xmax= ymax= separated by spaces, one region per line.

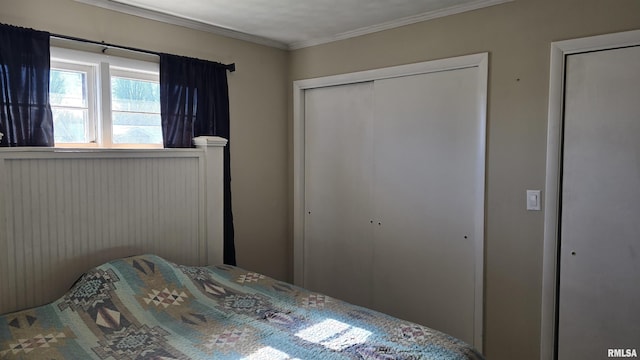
xmin=303 ymin=82 xmax=375 ymax=307
xmin=371 ymin=67 xmax=481 ymax=345
xmin=558 ymin=46 xmax=640 ymax=359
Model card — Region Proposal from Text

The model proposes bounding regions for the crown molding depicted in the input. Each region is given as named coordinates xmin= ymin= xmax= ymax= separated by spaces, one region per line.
xmin=289 ymin=0 xmax=514 ymax=49
xmin=74 ymin=0 xmax=289 ymax=49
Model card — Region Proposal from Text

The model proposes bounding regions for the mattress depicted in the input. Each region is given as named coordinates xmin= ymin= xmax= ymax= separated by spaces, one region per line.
xmin=0 ymin=254 xmax=484 ymax=359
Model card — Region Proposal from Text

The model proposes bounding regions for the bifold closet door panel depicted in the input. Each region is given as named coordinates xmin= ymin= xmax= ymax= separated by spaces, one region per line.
xmin=303 ymin=82 xmax=375 ymax=308
xmin=371 ymin=67 xmax=481 ymax=345
xmin=558 ymin=45 xmax=640 ymax=359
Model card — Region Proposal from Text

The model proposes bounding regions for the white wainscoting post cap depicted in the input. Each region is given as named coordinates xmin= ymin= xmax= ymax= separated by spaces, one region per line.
xmin=193 ymin=136 xmax=228 ymax=147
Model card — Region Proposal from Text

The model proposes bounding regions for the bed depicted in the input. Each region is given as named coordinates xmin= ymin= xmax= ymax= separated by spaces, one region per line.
xmin=0 ymin=254 xmax=484 ymax=359
xmin=0 ymin=139 xmax=483 ymax=359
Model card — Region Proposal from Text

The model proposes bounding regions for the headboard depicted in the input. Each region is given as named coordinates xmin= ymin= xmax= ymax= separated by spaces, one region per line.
xmin=0 ymin=136 xmax=227 ymax=315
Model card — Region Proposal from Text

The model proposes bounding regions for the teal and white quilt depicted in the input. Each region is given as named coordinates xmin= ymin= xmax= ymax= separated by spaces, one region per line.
xmin=0 ymin=254 xmax=484 ymax=359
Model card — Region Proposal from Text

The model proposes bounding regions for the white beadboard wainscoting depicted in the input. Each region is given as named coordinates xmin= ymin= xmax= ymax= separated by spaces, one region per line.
xmin=0 ymin=136 xmax=227 ymax=315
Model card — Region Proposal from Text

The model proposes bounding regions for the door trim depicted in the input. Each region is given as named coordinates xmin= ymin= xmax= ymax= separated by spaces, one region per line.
xmin=541 ymin=29 xmax=640 ymax=360
xmin=293 ymin=53 xmax=488 ymax=351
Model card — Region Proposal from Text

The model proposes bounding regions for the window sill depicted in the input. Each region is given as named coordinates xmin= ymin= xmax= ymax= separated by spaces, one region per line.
xmin=54 ymin=143 xmax=164 ymax=150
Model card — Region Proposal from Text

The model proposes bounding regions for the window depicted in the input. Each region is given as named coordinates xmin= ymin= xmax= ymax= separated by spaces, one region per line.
xmin=50 ymin=47 xmax=162 ymax=148
xmin=49 ymin=64 xmax=93 ymax=143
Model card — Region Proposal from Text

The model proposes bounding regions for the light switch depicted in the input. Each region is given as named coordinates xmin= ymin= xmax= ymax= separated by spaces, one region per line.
xmin=526 ymin=190 xmax=541 ymax=211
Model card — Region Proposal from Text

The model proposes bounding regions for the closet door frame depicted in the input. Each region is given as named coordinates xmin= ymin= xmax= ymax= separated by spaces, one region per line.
xmin=293 ymin=53 xmax=488 ymax=351
xmin=541 ymin=29 xmax=640 ymax=360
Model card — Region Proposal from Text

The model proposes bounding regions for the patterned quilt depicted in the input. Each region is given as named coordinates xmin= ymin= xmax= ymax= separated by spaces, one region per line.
xmin=0 ymin=254 xmax=484 ymax=359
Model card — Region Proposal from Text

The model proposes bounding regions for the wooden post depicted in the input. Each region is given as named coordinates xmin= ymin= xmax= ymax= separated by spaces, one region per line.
xmin=193 ymin=136 xmax=228 ymax=265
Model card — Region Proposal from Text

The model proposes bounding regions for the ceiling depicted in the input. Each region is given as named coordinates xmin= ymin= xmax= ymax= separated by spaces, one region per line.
xmin=76 ymin=0 xmax=512 ymax=49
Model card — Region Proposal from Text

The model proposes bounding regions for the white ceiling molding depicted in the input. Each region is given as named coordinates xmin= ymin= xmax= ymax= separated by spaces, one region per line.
xmin=288 ymin=0 xmax=513 ymax=49
xmin=74 ymin=0 xmax=289 ymax=49
xmin=75 ymin=0 xmax=513 ymax=50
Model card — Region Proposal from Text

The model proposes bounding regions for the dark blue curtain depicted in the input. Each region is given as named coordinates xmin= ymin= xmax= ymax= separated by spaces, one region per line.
xmin=0 ymin=23 xmax=54 ymax=147
xmin=160 ymin=53 xmax=236 ymax=265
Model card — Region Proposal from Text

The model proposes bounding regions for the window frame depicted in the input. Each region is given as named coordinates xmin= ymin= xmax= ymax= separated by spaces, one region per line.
xmin=49 ymin=61 xmax=98 ymax=146
xmin=50 ymin=47 xmax=162 ymax=149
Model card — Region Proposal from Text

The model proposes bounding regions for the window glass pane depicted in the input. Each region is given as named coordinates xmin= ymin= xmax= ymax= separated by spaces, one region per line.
xmin=111 ymin=76 xmax=160 ymax=112
xmin=52 ymin=108 xmax=88 ymax=143
xmin=111 ymin=75 xmax=161 ymax=144
xmin=112 ymin=112 xmax=162 ymax=144
xmin=50 ymin=69 xmax=87 ymax=107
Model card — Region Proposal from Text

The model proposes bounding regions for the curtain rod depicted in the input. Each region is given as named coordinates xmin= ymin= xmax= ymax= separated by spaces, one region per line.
xmin=50 ymin=33 xmax=236 ymax=72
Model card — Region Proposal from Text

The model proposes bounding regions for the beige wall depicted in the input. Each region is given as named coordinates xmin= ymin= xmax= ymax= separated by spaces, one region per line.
xmin=3 ymin=0 xmax=640 ymax=359
xmin=289 ymin=1 xmax=640 ymax=359
xmin=0 ymin=0 xmax=291 ymax=280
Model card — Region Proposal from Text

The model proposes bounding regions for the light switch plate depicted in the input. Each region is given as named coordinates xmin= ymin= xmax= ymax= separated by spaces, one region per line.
xmin=527 ymin=190 xmax=541 ymax=211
